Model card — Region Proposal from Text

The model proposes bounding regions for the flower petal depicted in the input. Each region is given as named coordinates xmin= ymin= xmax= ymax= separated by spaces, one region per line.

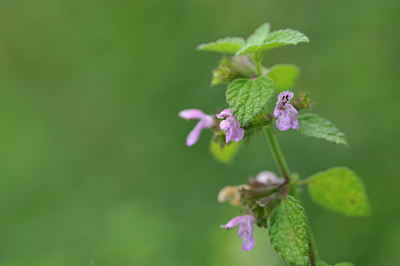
xmin=219 ymin=120 xmax=230 ymax=131
xmin=276 ymin=111 xmax=291 ymax=131
xmin=241 ymin=235 xmax=255 ymax=251
xmin=226 ymin=126 xmax=245 ymax=143
xmin=202 ymin=115 xmax=215 ymax=128
xmin=186 ymin=121 xmax=204 ymax=146
xmin=278 ymin=91 xmax=294 ymax=102
xmin=291 ymin=117 xmax=299 ymax=130
xmin=237 ymin=216 xmax=254 ymax=237
xmin=179 ymin=109 xmax=206 ymax=120
xmin=273 ymin=106 xmax=280 ymax=118
xmin=256 ymin=171 xmax=282 ymax=184
xmin=220 ymin=215 xmax=246 ymax=229
xmin=217 ymin=108 xmax=233 ymax=119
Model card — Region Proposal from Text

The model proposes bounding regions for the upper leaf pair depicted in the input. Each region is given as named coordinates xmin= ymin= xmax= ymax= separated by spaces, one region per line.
xmin=197 ymin=23 xmax=309 ymax=56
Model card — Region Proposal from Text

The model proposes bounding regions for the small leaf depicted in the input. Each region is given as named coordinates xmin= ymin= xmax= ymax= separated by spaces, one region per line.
xmin=197 ymin=37 xmax=245 ymax=54
xmin=267 ymin=64 xmax=299 ymax=92
xmin=308 ymin=167 xmax=370 ymax=216
xmin=235 ymin=23 xmax=271 ymax=55
xmin=209 ymin=140 xmax=240 ymax=164
xmin=226 ymin=77 xmax=275 ymax=125
xmin=237 ymin=29 xmax=309 ymax=55
xmin=268 ymin=196 xmax=311 ymax=266
xmin=246 ymin=23 xmax=271 ymax=45
xmin=297 ymin=113 xmax=348 ymax=146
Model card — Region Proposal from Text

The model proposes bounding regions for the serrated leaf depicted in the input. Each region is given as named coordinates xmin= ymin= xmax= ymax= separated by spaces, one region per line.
xmin=298 ymin=113 xmax=348 ymax=146
xmin=236 ymin=29 xmax=309 ymax=55
xmin=196 ymin=37 xmax=245 ymax=54
xmin=246 ymin=23 xmax=270 ymax=45
xmin=235 ymin=23 xmax=271 ymax=55
xmin=308 ymin=167 xmax=370 ymax=216
xmin=268 ymin=196 xmax=311 ymax=266
xmin=226 ymin=77 xmax=275 ymax=125
xmin=267 ymin=64 xmax=299 ymax=92
xmin=209 ymin=140 xmax=240 ymax=164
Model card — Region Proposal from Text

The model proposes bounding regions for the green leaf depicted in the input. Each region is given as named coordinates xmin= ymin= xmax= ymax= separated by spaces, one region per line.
xmin=226 ymin=77 xmax=275 ymax=125
xmin=308 ymin=167 xmax=370 ymax=216
xmin=267 ymin=64 xmax=299 ymax=92
xmin=235 ymin=23 xmax=270 ymax=55
xmin=268 ymin=196 xmax=311 ymax=266
xmin=297 ymin=113 xmax=348 ymax=146
xmin=209 ymin=140 xmax=240 ymax=164
xmin=246 ymin=23 xmax=271 ymax=45
xmin=236 ymin=29 xmax=309 ymax=55
xmin=317 ymin=261 xmax=331 ymax=266
xmin=196 ymin=37 xmax=245 ymax=54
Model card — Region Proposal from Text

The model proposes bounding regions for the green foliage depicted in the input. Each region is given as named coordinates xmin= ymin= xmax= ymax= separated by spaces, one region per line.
xmin=196 ymin=37 xmax=245 ymax=54
xmin=292 ymin=92 xmax=313 ymax=110
xmin=308 ymin=167 xmax=370 ymax=216
xmin=209 ymin=140 xmax=240 ymax=164
xmin=268 ymin=196 xmax=311 ymax=266
xmin=246 ymin=23 xmax=271 ymax=45
xmin=197 ymin=21 xmax=369 ymax=265
xmin=236 ymin=23 xmax=270 ymax=55
xmin=211 ymin=56 xmax=255 ymax=86
xmin=236 ymin=28 xmax=309 ymax=55
xmin=197 ymin=23 xmax=308 ymax=56
xmin=297 ymin=113 xmax=348 ymax=146
xmin=226 ymin=77 xmax=275 ymax=125
xmin=267 ymin=64 xmax=299 ymax=92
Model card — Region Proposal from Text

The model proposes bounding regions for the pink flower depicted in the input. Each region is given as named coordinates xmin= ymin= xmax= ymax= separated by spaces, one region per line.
xmin=273 ymin=91 xmax=299 ymax=131
xmin=221 ymin=214 xmax=256 ymax=251
xmin=217 ymin=109 xmax=244 ymax=143
xmin=255 ymin=171 xmax=285 ymax=185
xmin=179 ymin=109 xmax=214 ymax=146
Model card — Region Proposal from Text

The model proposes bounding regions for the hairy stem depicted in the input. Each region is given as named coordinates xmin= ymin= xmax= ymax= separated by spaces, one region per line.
xmin=253 ymin=51 xmax=264 ymax=76
xmin=264 ymin=124 xmax=318 ymax=265
xmin=265 ymin=124 xmax=291 ymax=180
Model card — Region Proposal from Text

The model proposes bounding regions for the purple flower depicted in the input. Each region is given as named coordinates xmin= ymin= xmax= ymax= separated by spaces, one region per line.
xmin=221 ymin=214 xmax=256 ymax=251
xmin=179 ymin=109 xmax=214 ymax=146
xmin=256 ymin=171 xmax=285 ymax=185
xmin=273 ymin=91 xmax=299 ymax=131
xmin=217 ymin=109 xmax=244 ymax=143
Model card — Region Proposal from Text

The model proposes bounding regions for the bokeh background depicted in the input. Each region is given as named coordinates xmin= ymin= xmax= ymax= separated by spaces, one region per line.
xmin=0 ymin=0 xmax=399 ymax=265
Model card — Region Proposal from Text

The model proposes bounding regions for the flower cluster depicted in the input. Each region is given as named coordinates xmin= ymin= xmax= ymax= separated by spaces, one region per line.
xmin=178 ymin=109 xmax=214 ymax=146
xmin=219 ymin=171 xmax=285 ymax=251
xmin=221 ymin=215 xmax=255 ymax=251
xmin=179 ymin=92 xmax=299 ymax=252
xmin=273 ymin=91 xmax=299 ymax=131
xmin=179 ymin=108 xmax=244 ymax=146
xmin=217 ymin=109 xmax=244 ymax=143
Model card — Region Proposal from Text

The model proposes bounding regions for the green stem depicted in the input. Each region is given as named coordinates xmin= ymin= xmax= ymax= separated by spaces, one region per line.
xmin=253 ymin=51 xmax=264 ymax=76
xmin=255 ymin=59 xmax=262 ymax=76
xmin=296 ymin=177 xmax=313 ymax=185
xmin=265 ymin=125 xmax=291 ymax=180
xmin=264 ymin=124 xmax=319 ymax=265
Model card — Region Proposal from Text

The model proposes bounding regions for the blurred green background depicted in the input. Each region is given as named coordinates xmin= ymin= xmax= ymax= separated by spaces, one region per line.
xmin=0 ymin=0 xmax=399 ymax=265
